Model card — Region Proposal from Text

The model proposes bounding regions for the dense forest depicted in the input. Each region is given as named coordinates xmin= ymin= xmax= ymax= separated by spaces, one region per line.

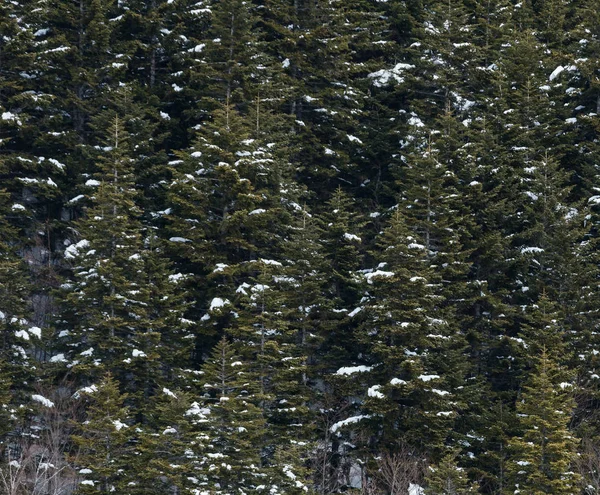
xmin=3 ymin=0 xmax=600 ymax=493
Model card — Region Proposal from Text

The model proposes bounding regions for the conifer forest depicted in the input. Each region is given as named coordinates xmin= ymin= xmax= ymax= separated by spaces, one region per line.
xmin=6 ymin=0 xmax=600 ymax=493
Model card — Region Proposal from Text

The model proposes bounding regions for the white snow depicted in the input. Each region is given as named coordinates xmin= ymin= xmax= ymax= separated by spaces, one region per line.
xmin=185 ymin=402 xmax=209 ymax=418
xmin=213 ymin=263 xmax=229 ymax=273
xmin=11 ymin=204 xmax=25 ymax=211
xmin=132 ymin=349 xmax=147 ymax=358
xmin=521 ymin=247 xmax=544 ymax=254
xmin=85 ymin=179 xmax=100 ymax=187
xmin=32 ymin=394 xmax=55 ymax=408
xmin=48 ymin=158 xmax=65 ymax=170
xmin=29 ymin=327 xmax=42 ymax=339
xmin=249 ymin=209 xmax=266 ymax=215
xmin=50 ymin=353 xmax=66 ymax=363
xmin=64 ymin=239 xmax=90 ymax=260
xmin=348 ymin=307 xmax=363 ymax=317
xmin=168 ymin=273 xmax=185 ymax=282
xmin=408 ymin=116 xmax=425 ymax=127
xmin=336 ymin=365 xmax=372 ymax=375
xmin=209 ymin=297 xmax=230 ymax=311
xmin=343 ymin=233 xmax=361 ymax=242
xmin=549 ymin=65 xmax=564 ymax=81
xmin=365 ymin=270 xmax=394 ymax=284
xmin=409 ymin=484 xmax=425 ymax=495
xmin=169 ymin=237 xmax=192 ymax=243
xmin=390 ymin=378 xmax=407 ymax=386
xmin=418 ymin=374 xmax=440 ymax=382
xmin=260 ymin=258 xmax=282 ymax=266
xmin=163 ymin=388 xmax=177 ymax=398
xmin=2 ymin=112 xmax=20 ymax=123
xmin=368 ymin=63 xmax=415 ymax=87
xmin=73 ymin=385 xmax=98 ymax=398
xmin=67 ymin=195 xmax=84 ymax=204
xmin=331 ymin=415 xmax=371 ymax=433
xmin=112 ymin=419 xmax=128 ymax=430
xmin=367 ymin=385 xmax=385 ymax=399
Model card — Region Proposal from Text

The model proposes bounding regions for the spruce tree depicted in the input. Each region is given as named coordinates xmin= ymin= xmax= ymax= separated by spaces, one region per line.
xmin=505 ymin=348 xmax=580 ymax=495
xmin=505 ymin=296 xmax=580 ymax=494
xmin=56 ymin=110 xmax=190 ymax=411
xmin=71 ymin=373 xmax=132 ymax=494
xmin=193 ymin=336 xmax=268 ymax=493
xmin=425 ymin=450 xmax=479 ymax=495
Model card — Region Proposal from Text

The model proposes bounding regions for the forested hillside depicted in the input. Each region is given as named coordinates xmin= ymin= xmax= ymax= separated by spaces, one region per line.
xmin=2 ymin=0 xmax=600 ymax=493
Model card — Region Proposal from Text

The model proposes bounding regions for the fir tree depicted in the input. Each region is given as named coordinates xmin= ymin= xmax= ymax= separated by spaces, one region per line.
xmin=505 ymin=296 xmax=580 ymax=494
xmin=425 ymin=450 xmax=479 ymax=495
xmin=505 ymin=348 xmax=580 ymax=495
xmin=71 ymin=373 xmax=132 ymax=494
xmin=193 ymin=336 xmax=267 ymax=493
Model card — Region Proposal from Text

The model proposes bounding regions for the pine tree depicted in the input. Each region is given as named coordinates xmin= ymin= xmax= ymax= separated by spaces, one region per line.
xmin=504 ymin=296 xmax=580 ymax=494
xmin=425 ymin=450 xmax=479 ymax=495
xmin=71 ymin=373 xmax=132 ymax=494
xmin=193 ymin=336 xmax=268 ymax=493
xmin=350 ymin=210 xmax=465 ymax=460
xmin=505 ymin=348 xmax=580 ymax=494
xmin=56 ymin=111 xmax=190 ymax=411
xmin=0 ymin=187 xmax=37 ymax=406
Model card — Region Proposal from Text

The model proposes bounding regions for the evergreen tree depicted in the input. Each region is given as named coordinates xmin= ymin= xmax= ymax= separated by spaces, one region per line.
xmin=504 ymin=297 xmax=580 ymax=495
xmin=56 ymin=111 xmax=190 ymax=410
xmin=193 ymin=336 xmax=268 ymax=493
xmin=425 ymin=450 xmax=479 ymax=495
xmin=71 ymin=373 xmax=132 ymax=494
xmin=505 ymin=347 xmax=580 ymax=494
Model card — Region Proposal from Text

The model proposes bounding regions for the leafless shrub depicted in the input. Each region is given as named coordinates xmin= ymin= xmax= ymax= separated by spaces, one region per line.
xmin=372 ymin=444 xmax=425 ymax=495
xmin=577 ymin=437 xmax=600 ymax=494
xmin=0 ymin=384 xmax=81 ymax=495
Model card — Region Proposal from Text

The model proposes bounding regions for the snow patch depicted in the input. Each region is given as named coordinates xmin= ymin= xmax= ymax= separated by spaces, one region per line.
xmin=330 ymin=415 xmax=371 ymax=433
xmin=64 ymin=239 xmax=90 ymax=260
xmin=348 ymin=307 xmax=363 ymax=317
xmin=549 ymin=65 xmax=564 ymax=81
xmin=336 ymin=365 xmax=372 ymax=376
xmin=32 ymin=395 xmax=54 ymax=408
xmin=368 ymin=385 xmax=385 ymax=399
xmin=368 ymin=63 xmax=415 ymax=87
xmin=343 ymin=233 xmax=361 ymax=242
xmin=418 ymin=374 xmax=440 ymax=382
xmin=209 ymin=297 xmax=230 ymax=311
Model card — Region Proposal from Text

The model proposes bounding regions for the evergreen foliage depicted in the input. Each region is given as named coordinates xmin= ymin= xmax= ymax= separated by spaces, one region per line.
xmin=3 ymin=1 xmax=600 ymax=493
